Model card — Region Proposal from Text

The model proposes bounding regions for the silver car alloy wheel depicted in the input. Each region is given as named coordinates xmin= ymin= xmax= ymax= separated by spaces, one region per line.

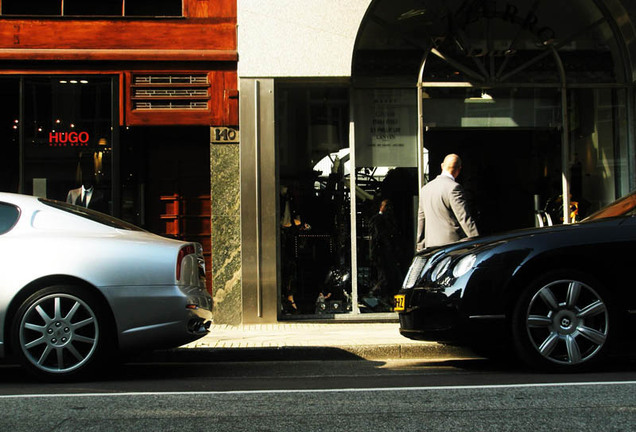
xmin=524 ymin=279 xmax=608 ymax=366
xmin=18 ymin=293 xmax=100 ymax=374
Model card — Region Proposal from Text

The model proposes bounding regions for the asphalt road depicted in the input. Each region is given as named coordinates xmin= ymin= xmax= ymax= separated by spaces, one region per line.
xmin=0 ymin=357 xmax=634 ymax=431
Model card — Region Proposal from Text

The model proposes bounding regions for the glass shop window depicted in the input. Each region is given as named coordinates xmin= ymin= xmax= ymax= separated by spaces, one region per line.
xmin=354 ymin=88 xmax=419 ymax=312
xmin=125 ymin=0 xmax=182 ymax=17
xmin=64 ymin=0 xmax=123 ymax=16
xmin=23 ymin=77 xmax=113 ymax=214
xmin=277 ymin=86 xmax=352 ymax=317
xmin=568 ymin=88 xmax=630 ymax=215
xmin=2 ymin=0 xmax=182 ymax=16
xmin=2 ymin=0 xmax=59 ymax=15
xmin=0 ymin=79 xmax=20 ymax=194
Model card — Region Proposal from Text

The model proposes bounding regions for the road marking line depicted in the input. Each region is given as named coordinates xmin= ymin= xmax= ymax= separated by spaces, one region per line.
xmin=0 ymin=381 xmax=635 ymax=399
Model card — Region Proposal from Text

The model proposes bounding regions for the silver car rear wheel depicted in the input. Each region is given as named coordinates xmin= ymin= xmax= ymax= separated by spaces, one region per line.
xmin=13 ymin=286 xmax=106 ymax=379
xmin=513 ymin=273 xmax=611 ymax=371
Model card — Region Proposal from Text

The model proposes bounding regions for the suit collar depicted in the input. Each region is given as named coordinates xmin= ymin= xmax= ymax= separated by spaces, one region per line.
xmin=440 ymin=171 xmax=456 ymax=181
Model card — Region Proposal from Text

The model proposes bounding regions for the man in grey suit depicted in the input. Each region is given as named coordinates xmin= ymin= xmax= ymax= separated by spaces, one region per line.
xmin=416 ymin=154 xmax=479 ymax=251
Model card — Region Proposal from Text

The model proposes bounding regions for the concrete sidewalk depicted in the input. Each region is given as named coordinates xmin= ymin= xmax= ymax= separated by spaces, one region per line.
xmin=154 ymin=322 xmax=477 ymax=362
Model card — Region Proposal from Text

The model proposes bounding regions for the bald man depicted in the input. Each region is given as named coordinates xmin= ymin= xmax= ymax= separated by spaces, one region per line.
xmin=416 ymin=154 xmax=479 ymax=250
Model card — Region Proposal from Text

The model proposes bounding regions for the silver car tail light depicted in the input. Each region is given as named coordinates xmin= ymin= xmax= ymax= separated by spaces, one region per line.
xmin=195 ymin=243 xmax=206 ymax=276
xmin=176 ymin=244 xmax=196 ymax=280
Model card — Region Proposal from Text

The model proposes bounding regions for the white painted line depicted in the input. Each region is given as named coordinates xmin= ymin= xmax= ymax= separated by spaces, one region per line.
xmin=0 ymin=381 xmax=634 ymax=399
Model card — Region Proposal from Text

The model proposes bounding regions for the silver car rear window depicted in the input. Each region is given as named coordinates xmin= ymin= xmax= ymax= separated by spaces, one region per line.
xmin=0 ymin=202 xmax=20 ymax=234
xmin=39 ymin=198 xmax=145 ymax=232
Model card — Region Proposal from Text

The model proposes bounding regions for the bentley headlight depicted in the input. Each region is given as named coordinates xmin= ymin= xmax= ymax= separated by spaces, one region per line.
xmin=402 ymin=256 xmax=427 ymax=289
xmin=431 ymin=256 xmax=452 ymax=282
xmin=452 ymin=254 xmax=477 ymax=278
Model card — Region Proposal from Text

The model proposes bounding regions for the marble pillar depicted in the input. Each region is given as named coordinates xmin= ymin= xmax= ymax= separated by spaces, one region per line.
xmin=210 ymin=142 xmax=242 ymax=324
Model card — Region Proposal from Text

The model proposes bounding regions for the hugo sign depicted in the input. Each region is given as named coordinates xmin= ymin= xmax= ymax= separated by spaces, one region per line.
xmin=49 ymin=131 xmax=90 ymax=147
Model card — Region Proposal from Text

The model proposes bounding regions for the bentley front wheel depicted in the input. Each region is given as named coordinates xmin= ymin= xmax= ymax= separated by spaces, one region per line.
xmin=512 ymin=272 xmax=611 ymax=371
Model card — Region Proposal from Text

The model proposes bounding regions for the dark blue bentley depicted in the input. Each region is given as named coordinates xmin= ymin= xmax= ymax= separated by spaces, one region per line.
xmin=395 ymin=191 xmax=636 ymax=371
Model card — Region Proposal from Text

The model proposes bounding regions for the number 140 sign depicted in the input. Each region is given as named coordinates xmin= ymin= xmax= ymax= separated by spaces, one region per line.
xmin=211 ymin=127 xmax=239 ymax=144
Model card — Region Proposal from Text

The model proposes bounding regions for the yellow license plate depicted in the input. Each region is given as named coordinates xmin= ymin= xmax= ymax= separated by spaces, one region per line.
xmin=394 ymin=294 xmax=405 ymax=312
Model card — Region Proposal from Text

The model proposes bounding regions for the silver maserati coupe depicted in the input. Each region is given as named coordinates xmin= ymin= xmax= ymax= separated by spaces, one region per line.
xmin=0 ymin=192 xmax=213 ymax=380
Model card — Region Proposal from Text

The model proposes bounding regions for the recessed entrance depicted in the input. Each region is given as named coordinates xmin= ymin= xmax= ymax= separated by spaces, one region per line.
xmin=423 ymin=129 xmax=563 ymax=233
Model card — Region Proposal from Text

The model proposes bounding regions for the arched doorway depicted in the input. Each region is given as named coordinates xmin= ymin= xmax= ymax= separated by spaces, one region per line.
xmin=348 ymin=0 xmax=635 ymax=309
xmin=352 ymin=0 xmax=633 ymax=228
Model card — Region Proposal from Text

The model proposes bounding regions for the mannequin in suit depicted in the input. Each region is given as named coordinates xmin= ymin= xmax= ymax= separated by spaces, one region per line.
xmin=416 ymin=154 xmax=479 ymax=250
xmin=66 ymin=184 xmax=105 ymax=211
xmin=66 ymin=157 xmax=107 ymax=213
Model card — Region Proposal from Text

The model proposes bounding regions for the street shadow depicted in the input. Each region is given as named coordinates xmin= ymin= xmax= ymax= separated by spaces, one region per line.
xmin=0 ymin=348 xmax=633 ymax=390
xmin=391 ymin=356 xmax=636 ymax=375
xmin=0 ymin=347 xmax=371 ymax=387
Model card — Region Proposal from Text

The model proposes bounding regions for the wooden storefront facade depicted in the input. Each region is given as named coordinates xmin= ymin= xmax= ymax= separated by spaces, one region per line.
xmin=0 ymin=0 xmax=239 ymax=309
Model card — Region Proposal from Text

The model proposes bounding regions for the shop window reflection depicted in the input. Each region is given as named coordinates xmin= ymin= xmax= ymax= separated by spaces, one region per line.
xmin=277 ymin=85 xmax=420 ymax=317
xmin=23 ymin=77 xmax=113 ymax=214
xmin=0 ymin=79 xmax=20 ymax=193
xmin=354 ymin=88 xmax=419 ymax=312
xmin=277 ymin=86 xmax=351 ymax=317
xmin=356 ymin=166 xmax=417 ymax=312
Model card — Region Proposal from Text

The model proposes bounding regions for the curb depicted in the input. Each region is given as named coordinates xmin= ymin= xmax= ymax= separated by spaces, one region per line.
xmin=131 ymin=343 xmax=477 ymax=364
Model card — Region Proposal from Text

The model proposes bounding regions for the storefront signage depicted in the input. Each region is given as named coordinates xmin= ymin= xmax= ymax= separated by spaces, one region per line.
xmin=48 ymin=131 xmax=90 ymax=147
xmin=354 ymin=89 xmax=417 ymax=168
xmin=462 ymin=1 xmax=556 ymax=54
xmin=210 ymin=127 xmax=239 ymax=144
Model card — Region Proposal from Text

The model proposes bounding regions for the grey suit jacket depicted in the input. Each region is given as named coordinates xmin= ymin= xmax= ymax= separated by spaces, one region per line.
xmin=416 ymin=174 xmax=479 ymax=251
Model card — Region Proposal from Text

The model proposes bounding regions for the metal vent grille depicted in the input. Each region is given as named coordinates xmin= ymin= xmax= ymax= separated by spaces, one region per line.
xmin=131 ymin=74 xmax=210 ymax=111
xmin=134 ymin=75 xmax=208 ymax=85
xmin=134 ymin=101 xmax=209 ymax=110
xmin=134 ymin=89 xmax=209 ymax=98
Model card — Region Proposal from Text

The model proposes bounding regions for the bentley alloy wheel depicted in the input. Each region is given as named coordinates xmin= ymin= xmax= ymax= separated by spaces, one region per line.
xmin=513 ymin=273 xmax=611 ymax=371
